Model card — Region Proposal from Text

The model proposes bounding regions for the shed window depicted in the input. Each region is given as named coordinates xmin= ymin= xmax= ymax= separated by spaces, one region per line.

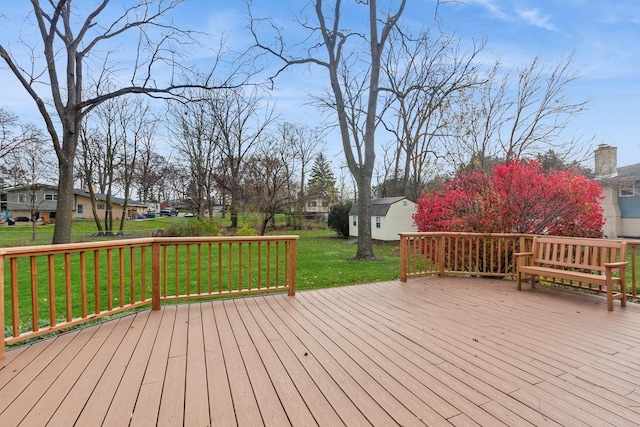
xmin=352 ymin=215 xmax=357 ymax=226
xmin=619 ymin=182 xmax=635 ymax=197
xmin=376 ymin=216 xmax=381 ymax=228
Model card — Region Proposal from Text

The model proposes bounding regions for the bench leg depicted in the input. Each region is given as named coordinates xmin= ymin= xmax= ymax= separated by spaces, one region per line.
xmin=530 ymin=274 xmax=536 ymax=289
xmin=516 ymin=271 xmax=522 ymax=291
xmin=607 ymin=285 xmax=613 ymax=312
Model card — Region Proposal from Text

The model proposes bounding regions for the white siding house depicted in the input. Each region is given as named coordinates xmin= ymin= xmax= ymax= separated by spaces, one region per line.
xmin=348 ymin=197 xmax=417 ymax=241
xmin=594 ymin=145 xmax=640 ymax=238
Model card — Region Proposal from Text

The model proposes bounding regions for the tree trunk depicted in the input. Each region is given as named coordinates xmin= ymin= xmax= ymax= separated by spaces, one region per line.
xmin=355 ymin=171 xmax=375 ymax=259
xmin=52 ymin=157 xmax=75 ymax=244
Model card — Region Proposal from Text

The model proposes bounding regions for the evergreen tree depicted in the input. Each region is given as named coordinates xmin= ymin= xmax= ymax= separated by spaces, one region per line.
xmin=307 ymin=153 xmax=337 ymax=201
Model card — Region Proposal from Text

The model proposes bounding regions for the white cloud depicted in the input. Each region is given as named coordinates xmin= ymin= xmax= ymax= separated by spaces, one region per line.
xmin=460 ymin=0 xmax=509 ymax=20
xmin=517 ymin=8 xmax=555 ymax=30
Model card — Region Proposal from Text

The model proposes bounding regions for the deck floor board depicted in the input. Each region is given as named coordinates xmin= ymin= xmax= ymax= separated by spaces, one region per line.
xmin=2 ymin=277 xmax=640 ymax=426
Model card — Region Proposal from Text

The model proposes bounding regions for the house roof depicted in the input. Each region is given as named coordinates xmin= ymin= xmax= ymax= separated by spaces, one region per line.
xmin=74 ymin=188 xmax=148 ymax=208
xmin=3 ymin=183 xmax=148 ymax=208
xmin=348 ymin=196 xmax=411 ymax=216
xmin=616 ymin=162 xmax=640 ymax=179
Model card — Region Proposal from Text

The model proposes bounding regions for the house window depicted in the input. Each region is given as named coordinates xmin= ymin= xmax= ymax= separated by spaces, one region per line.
xmin=352 ymin=215 xmax=357 ymax=226
xmin=322 ymin=201 xmax=328 ymax=207
xmin=376 ymin=216 xmax=381 ymax=228
xmin=308 ymin=201 xmax=317 ymax=207
xmin=18 ymin=193 xmax=27 ymax=204
xmin=45 ymin=194 xmax=58 ymax=201
xmin=97 ymin=203 xmax=105 ymax=210
xmin=619 ymin=182 xmax=635 ymax=197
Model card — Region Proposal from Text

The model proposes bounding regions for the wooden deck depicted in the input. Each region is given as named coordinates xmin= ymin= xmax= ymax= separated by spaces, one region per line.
xmin=2 ymin=277 xmax=640 ymax=426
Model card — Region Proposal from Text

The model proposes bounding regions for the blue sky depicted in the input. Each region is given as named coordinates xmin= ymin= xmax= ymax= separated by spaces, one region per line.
xmin=1 ymin=1 xmax=639 ymax=169
xmin=431 ymin=0 xmax=640 ymax=166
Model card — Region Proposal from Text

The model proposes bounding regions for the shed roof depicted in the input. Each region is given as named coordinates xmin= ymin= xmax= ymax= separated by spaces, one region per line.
xmin=348 ymin=196 xmax=410 ymax=216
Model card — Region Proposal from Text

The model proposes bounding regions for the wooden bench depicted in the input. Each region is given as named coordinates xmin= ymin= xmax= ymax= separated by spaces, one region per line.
xmin=515 ymin=236 xmax=628 ymax=311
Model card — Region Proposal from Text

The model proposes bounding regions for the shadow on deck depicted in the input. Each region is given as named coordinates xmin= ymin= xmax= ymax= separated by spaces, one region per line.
xmin=2 ymin=277 xmax=640 ymax=426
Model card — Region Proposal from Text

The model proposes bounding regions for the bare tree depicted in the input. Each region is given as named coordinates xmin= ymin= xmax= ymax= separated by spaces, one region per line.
xmin=251 ymin=0 xmax=406 ymax=260
xmin=275 ymin=122 xmax=324 ymax=228
xmin=0 ymin=107 xmax=20 ymax=165
xmin=211 ymin=87 xmax=276 ymax=228
xmin=445 ymin=54 xmax=590 ymax=170
xmin=0 ymin=1 xmax=243 ymax=243
xmin=78 ymin=126 xmax=105 ymax=233
xmin=4 ymin=124 xmax=54 ymax=240
xmin=167 ymin=89 xmax=221 ymax=217
xmin=134 ymin=146 xmax=166 ymax=204
xmin=381 ymin=29 xmax=484 ymax=200
xmin=243 ymin=142 xmax=295 ymax=235
xmin=116 ymin=99 xmax=153 ymax=233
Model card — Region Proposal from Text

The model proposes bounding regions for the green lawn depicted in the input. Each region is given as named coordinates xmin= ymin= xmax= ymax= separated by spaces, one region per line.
xmin=276 ymin=229 xmax=401 ymax=291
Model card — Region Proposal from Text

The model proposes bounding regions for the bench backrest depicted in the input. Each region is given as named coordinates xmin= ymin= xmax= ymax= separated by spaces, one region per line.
xmin=531 ymin=236 xmax=627 ymax=273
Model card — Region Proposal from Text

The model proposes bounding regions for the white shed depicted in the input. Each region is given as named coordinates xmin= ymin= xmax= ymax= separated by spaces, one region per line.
xmin=348 ymin=197 xmax=418 ymax=241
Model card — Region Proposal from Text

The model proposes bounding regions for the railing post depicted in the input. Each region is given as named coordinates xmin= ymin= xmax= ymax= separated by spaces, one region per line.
xmin=151 ymin=241 xmax=161 ymax=310
xmin=438 ymin=235 xmax=446 ymax=277
xmin=288 ymin=238 xmax=297 ymax=296
xmin=399 ymin=234 xmax=407 ymax=282
xmin=0 ymin=253 xmax=5 ymax=360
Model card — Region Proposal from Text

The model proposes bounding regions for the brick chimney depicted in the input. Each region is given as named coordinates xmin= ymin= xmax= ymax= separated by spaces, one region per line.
xmin=594 ymin=144 xmax=617 ymax=178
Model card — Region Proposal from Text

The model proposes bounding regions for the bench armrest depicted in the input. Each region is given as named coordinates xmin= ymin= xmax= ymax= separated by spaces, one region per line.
xmin=604 ymin=261 xmax=628 ymax=269
xmin=514 ymin=251 xmax=533 ymax=258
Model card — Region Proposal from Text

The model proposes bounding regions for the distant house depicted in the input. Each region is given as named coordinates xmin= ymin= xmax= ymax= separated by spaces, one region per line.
xmin=303 ymin=196 xmax=330 ymax=221
xmin=348 ymin=196 xmax=417 ymax=241
xmin=0 ymin=183 xmax=148 ymax=222
xmin=594 ymin=145 xmax=640 ymax=238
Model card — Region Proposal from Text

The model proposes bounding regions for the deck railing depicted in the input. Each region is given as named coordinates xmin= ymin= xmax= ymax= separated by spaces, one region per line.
xmin=1 ymin=235 xmax=297 ymax=358
xmin=399 ymin=232 xmax=639 ymax=298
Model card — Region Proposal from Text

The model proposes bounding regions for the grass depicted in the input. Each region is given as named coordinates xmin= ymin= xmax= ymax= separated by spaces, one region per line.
xmin=276 ymin=229 xmax=401 ymax=291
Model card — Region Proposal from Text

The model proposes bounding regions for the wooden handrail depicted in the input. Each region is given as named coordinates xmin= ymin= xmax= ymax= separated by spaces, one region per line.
xmin=1 ymin=235 xmax=299 ymax=357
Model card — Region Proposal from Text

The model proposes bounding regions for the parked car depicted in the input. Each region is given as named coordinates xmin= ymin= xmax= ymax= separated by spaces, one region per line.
xmin=159 ymin=208 xmax=178 ymax=216
xmin=144 ymin=212 xmax=156 ymax=218
xmin=14 ymin=216 xmax=30 ymax=222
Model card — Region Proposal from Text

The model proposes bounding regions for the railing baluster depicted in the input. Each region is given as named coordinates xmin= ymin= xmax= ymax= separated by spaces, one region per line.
xmin=186 ymin=244 xmax=191 ymax=296
xmin=257 ymin=242 xmax=262 ymax=290
xmin=80 ymin=251 xmax=87 ymax=319
xmin=140 ymin=246 xmax=147 ymax=302
xmin=130 ymin=247 xmax=136 ymax=305
xmin=48 ymin=255 xmax=55 ymax=328
xmin=217 ymin=242 xmax=223 ymax=294
xmin=197 ymin=244 xmax=202 ymax=294
xmin=106 ymin=249 xmax=113 ymax=311
xmin=174 ymin=245 xmax=179 ymax=296
xmin=97 ymin=250 xmax=103 ymax=314
xmin=10 ymin=258 xmax=18 ymax=337
xmin=117 ymin=248 xmax=124 ymax=308
xmin=238 ymin=242 xmax=243 ymax=292
xmin=30 ymin=256 xmax=38 ymax=332
xmin=248 ymin=242 xmax=253 ymax=291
